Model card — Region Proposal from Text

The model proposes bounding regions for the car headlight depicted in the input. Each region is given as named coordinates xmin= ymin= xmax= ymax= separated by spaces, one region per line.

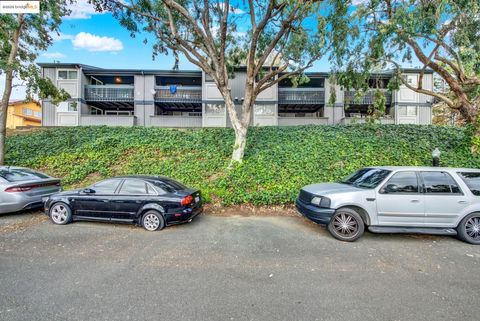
xmin=311 ymin=196 xmax=331 ymax=208
xmin=311 ymin=197 xmax=322 ymax=206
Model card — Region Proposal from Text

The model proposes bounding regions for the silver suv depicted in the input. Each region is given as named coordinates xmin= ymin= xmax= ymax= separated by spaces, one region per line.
xmin=296 ymin=167 xmax=480 ymax=244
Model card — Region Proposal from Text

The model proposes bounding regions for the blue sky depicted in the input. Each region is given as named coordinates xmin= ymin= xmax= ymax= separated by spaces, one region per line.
xmin=36 ymin=0 xmax=344 ymax=71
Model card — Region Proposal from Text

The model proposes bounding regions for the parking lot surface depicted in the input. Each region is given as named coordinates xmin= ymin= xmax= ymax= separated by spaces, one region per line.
xmin=1 ymin=211 xmax=479 ymax=321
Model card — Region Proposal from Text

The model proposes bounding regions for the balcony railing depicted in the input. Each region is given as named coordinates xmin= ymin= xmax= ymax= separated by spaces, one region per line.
xmin=85 ymin=85 xmax=134 ymax=102
xmin=155 ymin=86 xmax=202 ymax=103
xmin=278 ymin=88 xmax=325 ymax=104
xmin=344 ymin=89 xmax=392 ymax=105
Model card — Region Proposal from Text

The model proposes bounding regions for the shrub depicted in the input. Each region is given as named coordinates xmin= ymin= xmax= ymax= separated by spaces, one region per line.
xmin=6 ymin=125 xmax=479 ymax=205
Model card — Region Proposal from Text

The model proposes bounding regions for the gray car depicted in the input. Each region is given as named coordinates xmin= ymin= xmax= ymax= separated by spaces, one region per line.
xmin=297 ymin=166 xmax=480 ymax=244
xmin=0 ymin=167 xmax=61 ymax=214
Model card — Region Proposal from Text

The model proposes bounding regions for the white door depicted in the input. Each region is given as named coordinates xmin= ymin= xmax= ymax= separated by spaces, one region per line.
xmin=421 ymin=171 xmax=469 ymax=227
xmin=376 ymin=171 xmax=425 ymax=226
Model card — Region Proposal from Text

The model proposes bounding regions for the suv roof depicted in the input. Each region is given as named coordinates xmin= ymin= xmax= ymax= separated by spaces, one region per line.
xmin=369 ymin=166 xmax=480 ymax=172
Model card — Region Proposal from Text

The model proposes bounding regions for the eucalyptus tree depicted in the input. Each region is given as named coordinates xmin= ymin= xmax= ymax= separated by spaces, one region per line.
xmin=0 ymin=0 xmax=71 ymax=165
xmin=90 ymin=0 xmax=338 ymax=164
xmin=334 ymin=0 xmax=480 ymax=146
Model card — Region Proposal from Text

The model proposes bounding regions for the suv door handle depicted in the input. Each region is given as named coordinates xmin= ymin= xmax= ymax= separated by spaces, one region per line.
xmin=410 ymin=199 xmax=420 ymax=203
xmin=458 ymin=200 xmax=468 ymax=204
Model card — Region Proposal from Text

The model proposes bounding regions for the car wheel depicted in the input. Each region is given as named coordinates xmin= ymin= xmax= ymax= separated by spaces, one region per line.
xmin=49 ymin=202 xmax=72 ymax=225
xmin=327 ymin=208 xmax=365 ymax=242
xmin=142 ymin=211 xmax=165 ymax=231
xmin=457 ymin=213 xmax=480 ymax=245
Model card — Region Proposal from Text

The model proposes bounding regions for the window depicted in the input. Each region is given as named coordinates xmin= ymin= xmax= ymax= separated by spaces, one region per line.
xmin=119 ymin=179 xmax=149 ymax=195
xmin=381 ymin=171 xmax=419 ymax=193
xmin=457 ymin=172 xmax=480 ymax=196
xmin=0 ymin=168 xmax=48 ymax=182
xmin=205 ymin=104 xmax=225 ymax=114
xmin=34 ymin=111 xmax=42 ymax=118
xmin=92 ymin=179 xmax=121 ymax=194
xmin=254 ymin=105 xmax=275 ymax=116
xmin=58 ymin=70 xmax=78 ymax=80
xmin=23 ymin=108 xmax=33 ymax=116
xmin=421 ymin=172 xmax=461 ymax=194
xmin=398 ymin=106 xmax=417 ymax=116
xmin=68 ymin=102 xmax=77 ymax=111
xmin=340 ymin=168 xmax=391 ymax=189
xmin=90 ymin=107 xmax=102 ymax=115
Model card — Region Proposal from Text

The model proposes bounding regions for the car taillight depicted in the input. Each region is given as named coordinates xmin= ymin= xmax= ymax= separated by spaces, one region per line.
xmin=181 ymin=195 xmax=193 ymax=206
xmin=5 ymin=186 xmax=33 ymax=192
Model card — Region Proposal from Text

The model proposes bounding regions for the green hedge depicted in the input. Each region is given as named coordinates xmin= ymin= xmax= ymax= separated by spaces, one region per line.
xmin=5 ymin=125 xmax=479 ymax=205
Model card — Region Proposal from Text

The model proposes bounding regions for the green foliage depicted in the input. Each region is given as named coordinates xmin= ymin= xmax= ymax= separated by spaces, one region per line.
xmin=5 ymin=125 xmax=479 ymax=206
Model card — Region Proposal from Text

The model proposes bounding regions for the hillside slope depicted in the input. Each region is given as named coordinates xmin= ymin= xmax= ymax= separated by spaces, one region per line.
xmin=6 ymin=125 xmax=478 ymax=205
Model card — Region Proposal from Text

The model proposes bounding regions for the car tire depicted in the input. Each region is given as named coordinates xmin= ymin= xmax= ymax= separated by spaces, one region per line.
xmin=142 ymin=210 xmax=165 ymax=231
xmin=457 ymin=212 xmax=480 ymax=245
xmin=327 ymin=208 xmax=365 ymax=242
xmin=49 ymin=202 xmax=72 ymax=225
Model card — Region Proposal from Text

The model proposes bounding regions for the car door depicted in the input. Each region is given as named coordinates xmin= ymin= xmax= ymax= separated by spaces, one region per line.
xmin=111 ymin=179 xmax=155 ymax=222
xmin=421 ymin=171 xmax=468 ymax=227
xmin=375 ymin=171 xmax=425 ymax=226
xmin=73 ymin=178 xmax=122 ymax=220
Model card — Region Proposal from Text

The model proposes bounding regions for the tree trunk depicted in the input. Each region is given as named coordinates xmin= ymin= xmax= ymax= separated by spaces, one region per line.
xmin=0 ymin=14 xmax=23 ymax=165
xmin=231 ymin=125 xmax=248 ymax=163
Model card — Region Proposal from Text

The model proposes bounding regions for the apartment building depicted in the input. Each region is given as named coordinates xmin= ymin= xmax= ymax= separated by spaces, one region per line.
xmin=38 ymin=63 xmax=433 ymax=127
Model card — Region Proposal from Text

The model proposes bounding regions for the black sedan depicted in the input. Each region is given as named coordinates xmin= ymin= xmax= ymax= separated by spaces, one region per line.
xmin=44 ymin=176 xmax=202 ymax=231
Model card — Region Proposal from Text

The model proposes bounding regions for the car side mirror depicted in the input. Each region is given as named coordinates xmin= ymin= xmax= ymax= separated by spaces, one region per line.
xmin=384 ymin=184 xmax=398 ymax=193
xmin=82 ymin=188 xmax=96 ymax=194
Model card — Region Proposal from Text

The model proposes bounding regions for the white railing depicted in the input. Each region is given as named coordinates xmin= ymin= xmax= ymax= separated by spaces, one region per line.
xmin=341 ymin=117 xmax=395 ymax=124
xmin=85 ymin=85 xmax=134 ymax=101
xmin=149 ymin=115 xmax=202 ymax=127
xmin=80 ymin=115 xmax=136 ymax=126
xmin=278 ymin=117 xmax=329 ymax=126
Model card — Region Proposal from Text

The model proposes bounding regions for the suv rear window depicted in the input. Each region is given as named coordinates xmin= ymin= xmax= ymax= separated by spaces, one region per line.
xmin=458 ymin=172 xmax=480 ymax=196
xmin=0 ymin=168 xmax=49 ymax=182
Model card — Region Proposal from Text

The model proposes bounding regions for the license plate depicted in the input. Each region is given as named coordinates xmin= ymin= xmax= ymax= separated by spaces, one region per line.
xmin=195 ymin=196 xmax=200 ymax=203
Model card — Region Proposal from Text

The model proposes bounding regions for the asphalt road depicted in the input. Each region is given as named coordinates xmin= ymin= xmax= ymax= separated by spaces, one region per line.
xmin=1 ymin=211 xmax=479 ymax=321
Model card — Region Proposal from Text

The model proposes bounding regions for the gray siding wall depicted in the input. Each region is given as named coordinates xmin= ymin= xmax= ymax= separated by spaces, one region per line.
xmin=419 ymin=106 xmax=432 ymax=124
xmin=134 ymin=75 xmax=155 ymax=126
xmin=41 ymin=101 xmax=56 ymax=126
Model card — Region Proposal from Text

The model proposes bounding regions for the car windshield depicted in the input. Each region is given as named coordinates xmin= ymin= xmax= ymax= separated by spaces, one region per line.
xmin=340 ymin=168 xmax=391 ymax=189
xmin=0 ymin=168 xmax=49 ymax=182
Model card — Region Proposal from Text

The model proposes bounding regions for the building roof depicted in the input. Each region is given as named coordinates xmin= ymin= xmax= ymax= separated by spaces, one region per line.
xmin=37 ymin=62 xmax=434 ymax=77
xmin=8 ymin=100 xmax=40 ymax=106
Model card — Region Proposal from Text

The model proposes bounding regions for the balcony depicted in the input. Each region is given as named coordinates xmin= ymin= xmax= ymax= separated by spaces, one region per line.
xmin=84 ymin=85 xmax=134 ymax=102
xmin=278 ymin=88 xmax=325 ymax=104
xmin=155 ymin=86 xmax=202 ymax=103
xmin=344 ymin=89 xmax=392 ymax=105
xmin=341 ymin=117 xmax=395 ymax=125
xmin=80 ymin=115 xmax=136 ymax=126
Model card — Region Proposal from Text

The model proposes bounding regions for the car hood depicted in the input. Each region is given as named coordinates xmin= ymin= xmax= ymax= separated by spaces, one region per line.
xmin=302 ymin=182 xmax=364 ymax=196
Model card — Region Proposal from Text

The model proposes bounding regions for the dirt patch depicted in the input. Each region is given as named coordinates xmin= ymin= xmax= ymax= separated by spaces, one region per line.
xmin=203 ymin=203 xmax=297 ymax=217
xmin=0 ymin=212 xmax=48 ymax=233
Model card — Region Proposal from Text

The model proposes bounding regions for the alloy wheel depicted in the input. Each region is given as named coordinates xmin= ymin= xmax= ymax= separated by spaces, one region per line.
xmin=51 ymin=204 xmax=68 ymax=224
xmin=332 ymin=213 xmax=359 ymax=237
xmin=465 ymin=216 xmax=480 ymax=241
xmin=144 ymin=213 xmax=160 ymax=231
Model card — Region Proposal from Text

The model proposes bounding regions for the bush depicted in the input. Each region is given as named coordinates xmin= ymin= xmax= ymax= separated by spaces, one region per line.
xmin=5 ymin=125 xmax=479 ymax=205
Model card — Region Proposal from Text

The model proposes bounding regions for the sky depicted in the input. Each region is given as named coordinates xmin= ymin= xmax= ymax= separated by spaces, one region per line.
xmin=6 ymin=0 xmax=422 ymax=100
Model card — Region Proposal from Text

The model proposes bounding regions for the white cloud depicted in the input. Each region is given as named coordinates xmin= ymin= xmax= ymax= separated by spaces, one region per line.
xmin=72 ymin=32 xmax=124 ymax=52
xmin=64 ymin=0 xmax=105 ymax=19
xmin=51 ymin=32 xmax=74 ymax=42
xmin=42 ymin=52 xmax=66 ymax=59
